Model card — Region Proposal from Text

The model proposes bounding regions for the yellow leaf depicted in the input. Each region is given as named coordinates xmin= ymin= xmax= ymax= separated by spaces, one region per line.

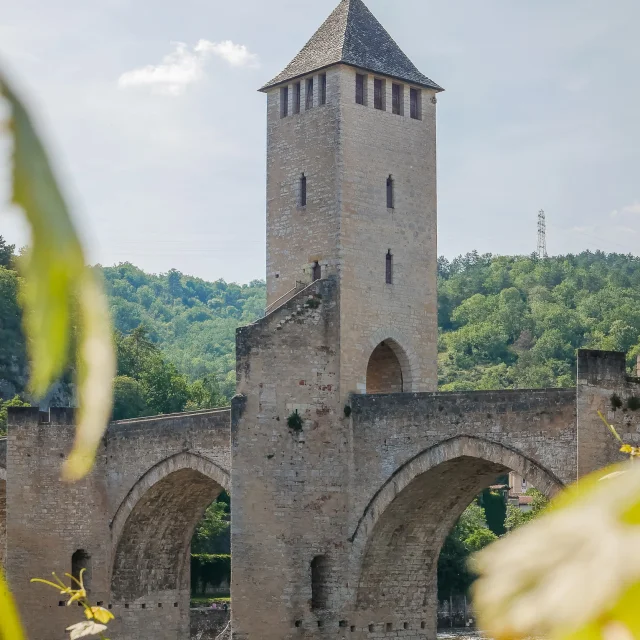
xmin=472 ymin=461 xmax=640 ymax=640
xmin=85 ymin=607 xmax=114 ymax=624
xmin=0 ymin=567 xmax=26 ymax=640
xmin=62 ymin=270 xmax=115 ymax=482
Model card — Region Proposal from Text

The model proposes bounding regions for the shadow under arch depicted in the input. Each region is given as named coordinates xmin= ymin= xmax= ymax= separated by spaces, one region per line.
xmin=110 ymin=452 xmax=230 ymax=603
xmin=351 ymin=436 xmax=564 ymax=629
xmin=366 ymin=329 xmax=421 ymax=393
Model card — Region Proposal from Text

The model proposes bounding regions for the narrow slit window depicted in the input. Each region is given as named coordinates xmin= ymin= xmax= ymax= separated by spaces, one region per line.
xmin=300 ymin=174 xmax=307 ymax=207
xmin=293 ymin=82 xmax=301 ymax=114
xmin=355 ymin=73 xmax=365 ymax=105
xmin=311 ymin=555 xmax=328 ymax=610
xmin=386 ymin=175 xmax=394 ymax=209
xmin=386 ymin=251 xmax=393 ymax=284
xmin=319 ymin=73 xmax=327 ymax=105
xmin=280 ymin=86 xmax=289 ymax=118
xmin=410 ymin=87 xmax=421 ymax=120
xmin=312 ymin=262 xmax=322 ymax=281
xmin=392 ymin=83 xmax=403 ymax=115
xmin=374 ymin=78 xmax=384 ymax=110
xmin=306 ymin=78 xmax=314 ymax=110
xmin=72 ymin=550 xmax=92 ymax=595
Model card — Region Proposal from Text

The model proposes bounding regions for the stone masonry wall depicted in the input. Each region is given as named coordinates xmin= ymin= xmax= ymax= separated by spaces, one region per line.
xmin=6 ymin=408 xmax=109 ymax=640
xmin=266 ymin=68 xmax=343 ymax=306
xmin=232 ymin=277 xmax=348 ymax=640
xmin=190 ymin=609 xmax=230 ymax=640
xmin=265 ymin=65 xmax=439 ymax=400
xmin=338 ymin=66 xmax=439 ymax=397
xmin=342 ymin=388 xmax=577 ymax=638
xmin=6 ymin=408 xmax=231 ymax=640
xmin=577 ymin=349 xmax=640 ymax=476
xmin=1 ymin=437 xmax=5 ymax=568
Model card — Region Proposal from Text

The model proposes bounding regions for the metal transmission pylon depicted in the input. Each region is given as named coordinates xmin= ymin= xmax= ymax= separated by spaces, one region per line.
xmin=537 ymin=209 xmax=548 ymax=258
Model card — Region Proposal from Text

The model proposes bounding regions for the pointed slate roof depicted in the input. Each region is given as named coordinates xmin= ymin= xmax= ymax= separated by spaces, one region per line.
xmin=260 ymin=0 xmax=443 ymax=92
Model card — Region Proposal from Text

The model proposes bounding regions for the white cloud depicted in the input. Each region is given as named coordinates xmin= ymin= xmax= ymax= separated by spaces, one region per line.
xmin=609 ymin=202 xmax=640 ymax=218
xmin=118 ymin=40 xmax=259 ymax=95
xmin=195 ymin=40 xmax=260 ymax=69
xmin=622 ymin=202 xmax=640 ymax=215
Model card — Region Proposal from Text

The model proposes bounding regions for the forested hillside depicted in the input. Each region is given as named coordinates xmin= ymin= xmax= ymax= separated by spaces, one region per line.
xmin=103 ymin=263 xmax=266 ymax=399
xmin=438 ymin=251 xmax=640 ymax=390
xmin=4 ymin=232 xmax=640 ymax=430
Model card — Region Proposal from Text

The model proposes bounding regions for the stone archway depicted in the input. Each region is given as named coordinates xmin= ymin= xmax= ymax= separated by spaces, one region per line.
xmin=350 ymin=436 xmax=563 ymax=636
xmin=366 ymin=342 xmax=404 ymax=393
xmin=109 ymin=453 xmax=230 ymax=640
xmin=366 ymin=338 xmax=414 ymax=394
xmin=365 ymin=329 xmax=422 ymax=393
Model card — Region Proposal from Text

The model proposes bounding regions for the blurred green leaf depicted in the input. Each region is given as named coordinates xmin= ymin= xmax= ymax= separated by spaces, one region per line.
xmin=1 ymin=73 xmax=84 ymax=396
xmin=0 ymin=71 xmax=115 ymax=481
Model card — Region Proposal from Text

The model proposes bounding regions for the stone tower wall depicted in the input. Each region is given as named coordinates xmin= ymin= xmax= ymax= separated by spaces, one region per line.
xmin=232 ymin=278 xmax=349 ymax=640
xmin=265 ymin=68 xmax=344 ymax=306
xmin=266 ymin=64 xmax=439 ymax=397
xmin=336 ymin=66 xmax=439 ymax=396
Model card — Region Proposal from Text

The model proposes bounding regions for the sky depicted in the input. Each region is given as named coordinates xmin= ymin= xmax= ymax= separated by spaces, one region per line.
xmin=1 ymin=0 xmax=639 ymax=283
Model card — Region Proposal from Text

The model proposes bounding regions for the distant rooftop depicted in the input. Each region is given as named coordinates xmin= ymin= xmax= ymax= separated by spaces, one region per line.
xmin=260 ymin=0 xmax=443 ymax=92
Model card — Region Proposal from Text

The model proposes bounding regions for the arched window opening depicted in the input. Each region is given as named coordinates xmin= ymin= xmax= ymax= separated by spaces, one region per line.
xmin=300 ymin=174 xmax=307 ymax=207
xmin=72 ymin=550 xmax=92 ymax=594
xmin=387 ymin=175 xmax=394 ymax=209
xmin=311 ymin=555 xmax=329 ymax=610
xmin=386 ymin=250 xmax=393 ymax=284
xmin=366 ymin=341 xmax=403 ymax=394
xmin=312 ymin=262 xmax=322 ymax=281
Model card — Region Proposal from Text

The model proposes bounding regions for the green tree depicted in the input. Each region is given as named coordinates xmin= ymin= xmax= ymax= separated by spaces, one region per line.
xmin=504 ymin=489 xmax=549 ymax=532
xmin=465 ymin=527 xmax=498 ymax=552
xmin=0 ymin=267 xmax=27 ymax=393
xmin=112 ymin=376 xmax=147 ymax=421
xmin=192 ymin=493 xmax=231 ymax=554
xmin=187 ymin=375 xmax=226 ymax=411
xmin=0 ymin=395 xmax=31 ymax=436
xmin=0 ymin=236 xmax=15 ymax=268
xmin=437 ymin=502 xmax=496 ymax=599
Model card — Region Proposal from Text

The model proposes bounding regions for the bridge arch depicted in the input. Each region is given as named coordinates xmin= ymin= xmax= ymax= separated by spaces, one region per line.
xmin=351 ymin=436 xmax=564 ymax=633
xmin=110 ymin=452 xmax=229 ymax=606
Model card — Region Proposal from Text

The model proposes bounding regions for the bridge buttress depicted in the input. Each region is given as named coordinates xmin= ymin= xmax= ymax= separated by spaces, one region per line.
xmin=577 ymin=349 xmax=640 ymax=477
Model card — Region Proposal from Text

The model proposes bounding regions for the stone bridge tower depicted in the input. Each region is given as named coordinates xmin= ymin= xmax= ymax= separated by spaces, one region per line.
xmin=233 ymin=1 xmax=444 ymax=638
xmin=261 ymin=0 xmax=443 ymax=396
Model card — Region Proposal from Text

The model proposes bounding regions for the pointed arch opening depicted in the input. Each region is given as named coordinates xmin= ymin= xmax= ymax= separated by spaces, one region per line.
xmin=366 ymin=340 xmax=405 ymax=394
xmin=110 ymin=453 xmax=229 ymax=636
xmin=352 ymin=436 xmax=563 ymax=635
